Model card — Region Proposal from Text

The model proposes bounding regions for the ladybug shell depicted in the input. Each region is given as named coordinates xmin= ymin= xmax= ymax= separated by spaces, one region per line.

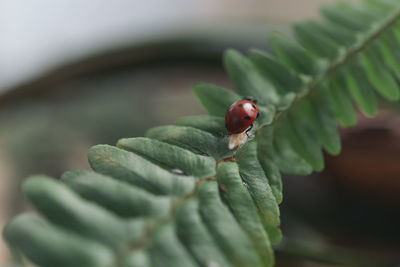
xmin=225 ymin=100 xmax=259 ymax=134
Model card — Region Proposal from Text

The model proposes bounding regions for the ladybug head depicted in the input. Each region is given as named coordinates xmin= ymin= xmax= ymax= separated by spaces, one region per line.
xmin=242 ymin=96 xmax=257 ymax=104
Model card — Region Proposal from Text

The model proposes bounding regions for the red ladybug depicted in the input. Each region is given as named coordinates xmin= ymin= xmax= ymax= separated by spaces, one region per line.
xmin=225 ymin=98 xmax=259 ymax=135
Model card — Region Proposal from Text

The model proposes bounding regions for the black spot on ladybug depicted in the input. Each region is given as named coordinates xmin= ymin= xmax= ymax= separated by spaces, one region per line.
xmin=257 ymin=112 xmax=260 ymax=118
xmin=238 ymin=104 xmax=243 ymax=107
xmin=252 ymin=104 xmax=256 ymax=109
xmin=244 ymin=116 xmax=251 ymax=120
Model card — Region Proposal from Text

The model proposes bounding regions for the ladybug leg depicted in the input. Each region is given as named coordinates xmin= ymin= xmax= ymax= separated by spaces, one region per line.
xmin=245 ymin=124 xmax=253 ymax=137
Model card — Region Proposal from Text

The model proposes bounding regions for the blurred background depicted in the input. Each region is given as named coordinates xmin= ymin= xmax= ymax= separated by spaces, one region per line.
xmin=2 ymin=0 xmax=400 ymax=266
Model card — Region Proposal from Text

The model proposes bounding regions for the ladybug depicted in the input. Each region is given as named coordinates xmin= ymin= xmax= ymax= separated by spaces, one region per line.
xmin=225 ymin=97 xmax=259 ymax=135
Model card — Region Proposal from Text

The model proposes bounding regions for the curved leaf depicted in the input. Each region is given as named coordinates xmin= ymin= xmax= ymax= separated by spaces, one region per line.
xmin=62 ymin=170 xmax=171 ymax=218
xmin=235 ymin=141 xmax=281 ymax=243
xmin=177 ymin=115 xmax=227 ymax=136
xmin=217 ymin=162 xmax=274 ymax=266
xmin=175 ymin=198 xmax=231 ymax=267
xmin=193 ymin=83 xmax=240 ymax=117
xmin=148 ymin=224 xmax=198 ymax=267
xmin=197 ymin=181 xmax=263 ymax=267
xmin=117 ymin=137 xmax=216 ymax=178
xmin=146 ymin=125 xmax=232 ymax=159
xmin=88 ymin=145 xmax=196 ymax=196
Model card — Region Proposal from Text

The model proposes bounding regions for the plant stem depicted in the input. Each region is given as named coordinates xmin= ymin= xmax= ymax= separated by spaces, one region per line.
xmin=314 ymin=8 xmax=400 ymax=87
xmin=271 ymin=8 xmax=400 ymax=124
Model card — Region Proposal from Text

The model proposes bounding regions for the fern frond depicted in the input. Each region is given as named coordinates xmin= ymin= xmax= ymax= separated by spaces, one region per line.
xmin=4 ymin=1 xmax=400 ymax=266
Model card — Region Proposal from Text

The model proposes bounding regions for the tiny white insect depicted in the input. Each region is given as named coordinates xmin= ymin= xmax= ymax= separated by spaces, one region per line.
xmin=171 ymin=168 xmax=184 ymax=174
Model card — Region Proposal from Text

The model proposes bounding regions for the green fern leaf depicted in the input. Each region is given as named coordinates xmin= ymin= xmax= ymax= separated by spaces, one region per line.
xmin=4 ymin=1 xmax=400 ymax=266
